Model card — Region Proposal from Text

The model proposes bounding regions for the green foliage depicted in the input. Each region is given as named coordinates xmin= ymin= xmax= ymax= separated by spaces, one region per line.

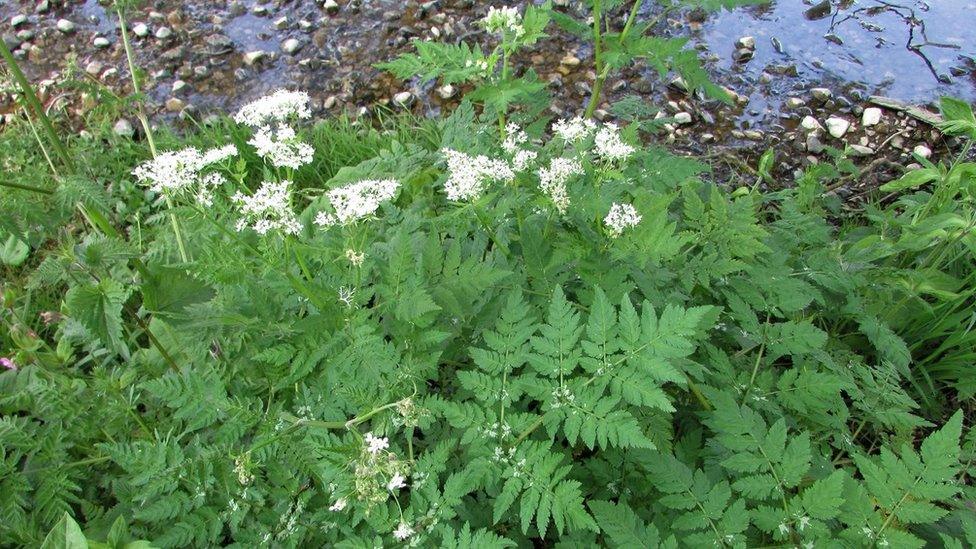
xmin=2 ymin=18 xmax=975 ymax=547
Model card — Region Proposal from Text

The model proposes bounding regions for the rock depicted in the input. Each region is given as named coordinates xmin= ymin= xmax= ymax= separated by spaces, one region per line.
xmin=35 ymin=1 xmax=49 ymax=14
xmin=668 ymin=76 xmax=689 ymax=94
xmin=393 ymin=91 xmax=414 ymax=107
xmin=800 ymin=116 xmax=823 ymax=132
xmin=165 ymin=97 xmax=185 ymax=112
xmin=323 ymin=95 xmax=337 ymax=109
xmin=913 ymin=144 xmax=932 ymax=159
xmin=701 ymin=133 xmax=715 ymax=143
xmin=11 ymin=14 xmax=28 ymax=28
xmin=132 ymin=23 xmax=149 ymax=37
xmin=281 ymin=38 xmax=302 ymax=55
xmin=849 ymin=144 xmax=874 ymax=156
xmin=862 ymin=107 xmax=882 ymax=126
xmin=811 ymin=87 xmax=832 ymax=102
xmin=825 ymin=116 xmax=850 ymax=138
xmin=113 ymin=119 xmax=135 ymax=138
xmin=93 ymin=36 xmax=110 ymax=48
xmin=323 ymin=0 xmax=340 ymax=15
xmin=805 ymin=0 xmax=832 ymax=20
xmin=155 ymin=26 xmax=172 ymax=39
xmin=243 ymin=50 xmax=266 ymax=66
xmin=674 ymin=112 xmax=693 ymax=125
xmin=252 ymin=5 xmax=268 ymax=16
xmin=56 ymin=19 xmax=75 ymax=33
xmin=172 ymin=79 xmax=187 ymax=93
xmin=273 ymin=16 xmax=288 ymax=30
xmin=785 ymin=97 xmax=806 ymax=109
xmin=806 ymin=134 xmax=824 ymax=154
xmin=733 ymin=48 xmax=754 ymax=63
xmin=560 ymin=54 xmax=581 ymax=68
xmin=736 ymin=36 xmax=756 ymax=50
xmin=84 ymin=61 xmax=103 ymax=76
xmin=436 ymin=84 xmax=456 ymax=99
xmin=2 ymin=33 xmax=21 ymax=50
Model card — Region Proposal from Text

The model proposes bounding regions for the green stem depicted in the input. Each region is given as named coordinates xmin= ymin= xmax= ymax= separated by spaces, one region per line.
xmin=584 ymin=0 xmax=643 ymax=119
xmin=0 ymin=180 xmax=54 ymax=195
xmin=0 ymin=39 xmax=74 ymax=171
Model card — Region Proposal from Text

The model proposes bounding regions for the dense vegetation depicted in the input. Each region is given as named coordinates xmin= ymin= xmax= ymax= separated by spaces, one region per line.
xmin=1 ymin=2 xmax=975 ymax=548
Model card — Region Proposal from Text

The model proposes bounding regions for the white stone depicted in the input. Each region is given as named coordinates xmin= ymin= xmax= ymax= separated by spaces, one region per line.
xmin=273 ymin=16 xmax=288 ymax=30
xmin=56 ymin=19 xmax=75 ymax=33
xmin=243 ymin=50 xmax=266 ymax=65
xmin=436 ymin=84 xmax=456 ymax=99
xmin=913 ymin=144 xmax=932 ymax=158
xmin=93 ymin=36 xmax=110 ymax=48
xmin=155 ymin=26 xmax=172 ymax=39
xmin=281 ymin=38 xmax=302 ymax=55
xmin=674 ymin=112 xmax=693 ymax=125
xmin=862 ymin=107 xmax=882 ymax=127
xmin=785 ymin=97 xmax=806 ymax=109
xmin=11 ymin=15 xmax=28 ymax=28
xmin=825 ymin=116 xmax=850 ymax=138
xmin=736 ymin=36 xmax=755 ymax=50
xmin=113 ymin=119 xmax=135 ymax=138
xmin=800 ymin=116 xmax=822 ymax=132
xmin=324 ymin=0 xmax=340 ymax=14
xmin=811 ymin=87 xmax=832 ymax=101
xmin=172 ymin=79 xmax=187 ymax=93
xmin=132 ymin=23 xmax=149 ymax=37
xmin=393 ymin=91 xmax=413 ymax=106
xmin=849 ymin=144 xmax=874 ymax=156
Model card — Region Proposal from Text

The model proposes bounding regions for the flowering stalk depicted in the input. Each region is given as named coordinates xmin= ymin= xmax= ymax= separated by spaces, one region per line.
xmin=584 ymin=0 xmax=644 ymax=119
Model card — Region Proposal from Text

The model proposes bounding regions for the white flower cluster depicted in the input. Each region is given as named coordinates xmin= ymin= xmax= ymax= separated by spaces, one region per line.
xmin=538 ymin=157 xmax=583 ymax=214
xmin=552 ymin=116 xmax=597 ymax=144
xmin=132 ymin=145 xmax=238 ymax=195
xmin=232 ymin=180 xmax=302 ymax=235
xmin=604 ymin=202 xmax=642 ymax=238
xmin=248 ymin=126 xmax=315 ymax=169
xmin=594 ymin=123 xmax=635 ymax=163
xmin=364 ymin=432 xmax=389 ymax=455
xmin=503 ymin=123 xmax=538 ymax=172
xmin=483 ymin=6 xmax=524 ymax=38
xmin=393 ymin=521 xmax=415 ymax=541
xmin=442 ymin=148 xmax=515 ymax=201
xmin=234 ymin=89 xmax=311 ymax=127
xmin=314 ymin=178 xmax=400 ymax=227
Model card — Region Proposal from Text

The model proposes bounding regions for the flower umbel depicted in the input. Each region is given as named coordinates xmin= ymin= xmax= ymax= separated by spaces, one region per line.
xmin=248 ymin=126 xmax=314 ymax=169
xmin=234 ymin=89 xmax=312 ymax=127
xmin=538 ymin=157 xmax=583 ymax=214
xmin=315 ymin=179 xmax=400 ymax=227
xmin=604 ymin=202 xmax=642 ymax=238
xmin=393 ymin=521 xmax=415 ymax=541
xmin=482 ymin=6 xmax=524 ymax=38
xmin=552 ymin=117 xmax=597 ymax=144
xmin=232 ymin=180 xmax=302 ymax=235
xmin=594 ymin=123 xmax=635 ymax=163
xmin=442 ymin=149 xmax=515 ymax=201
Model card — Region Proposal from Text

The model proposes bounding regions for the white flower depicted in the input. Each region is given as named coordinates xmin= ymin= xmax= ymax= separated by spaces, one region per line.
xmin=538 ymin=157 xmax=583 ymax=214
xmin=552 ymin=117 xmax=597 ymax=144
xmin=232 ymin=180 xmax=302 ymax=235
xmin=196 ymin=172 xmax=228 ymax=207
xmin=329 ymin=498 xmax=347 ymax=512
xmin=234 ymin=89 xmax=311 ymax=127
xmin=441 ymin=148 xmax=514 ymax=201
xmin=594 ymin=123 xmax=635 ymax=163
xmin=315 ymin=179 xmax=400 ymax=227
xmin=603 ymin=202 xmax=641 ymax=238
xmin=502 ymin=123 xmax=528 ymax=154
xmin=511 ymin=149 xmax=538 ymax=172
xmin=393 ymin=521 xmax=415 ymax=541
xmin=387 ymin=472 xmax=407 ymax=491
xmin=132 ymin=145 xmax=237 ymax=198
xmin=248 ymin=126 xmax=314 ymax=169
xmin=483 ymin=6 xmax=524 ymax=37
xmin=345 ymin=249 xmax=365 ymax=266
xmin=364 ymin=432 xmax=389 ymax=455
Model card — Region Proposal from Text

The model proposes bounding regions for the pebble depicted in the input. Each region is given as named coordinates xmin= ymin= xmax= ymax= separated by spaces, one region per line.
xmin=913 ymin=144 xmax=932 ymax=159
xmin=393 ymin=91 xmax=414 ymax=107
xmin=84 ymin=61 xmax=103 ymax=76
xmin=243 ymin=50 xmax=266 ymax=66
xmin=172 ymin=79 xmax=187 ymax=93
xmin=56 ymin=19 xmax=75 ymax=33
xmin=436 ymin=84 xmax=456 ymax=99
xmin=132 ymin=23 xmax=149 ymax=37
xmin=849 ymin=144 xmax=874 ymax=156
xmin=11 ymin=14 xmax=27 ymax=28
xmin=811 ymin=87 xmax=832 ymax=101
xmin=806 ymin=134 xmax=825 ymax=154
xmin=825 ymin=116 xmax=850 ymax=138
xmin=113 ymin=119 xmax=135 ymax=138
xmin=800 ymin=116 xmax=822 ymax=132
xmin=733 ymin=48 xmax=754 ymax=63
xmin=323 ymin=95 xmax=337 ymax=109
xmin=785 ymin=97 xmax=806 ymax=109
xmin=155 ymin=27 xmax=172 ymax=39
xmin=93 ymin=36 xmax=110 ymax=48
xmin=165 ymin=97 xmax=185 ymax=112
xmin=743 ymin=130 xmax=764 ymax=140
xmin=736 ymin=36 xmax=756 ymax=50
xmin=674 ymin=112 xmax=693 ymax=125
xmin=862 ymin=107 xmax=882 ymax=127
xmin=273 ymin=16 xmax=288 ymax=30
xmin=282 ymin=38 xmax=302 ymax=55
xmin=560 ymin=54 xmax=581 ymax=68
xmin=324 ymin=0 xmax=340 ymax=15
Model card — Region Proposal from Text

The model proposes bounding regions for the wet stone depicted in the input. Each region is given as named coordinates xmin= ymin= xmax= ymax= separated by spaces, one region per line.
xmin=862 ymin=107 xmax=882 ymax=127
xmin=10 ymin=14 xmax=27 ymax=28
xmin=825 ymin=116 xmax=850 ymax=138
xmin=811 ymin=87 xmax=832 ymax=102
xmin=913 ymin=144 xmax=932 ymax=159
xmin=113 ymin=119 xmax=135 ymax=138
xmin=282 ymin=38 xmax=302 ymax=55
xmin=56 ymin=19 xmax=75 ymax=33
xmin=133 ymin=23 xmax=149 ymax=38
xmin=155 ymin=27 xmax=172 ymax=39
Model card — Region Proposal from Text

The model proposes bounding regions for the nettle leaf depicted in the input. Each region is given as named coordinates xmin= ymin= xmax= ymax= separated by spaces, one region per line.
xmin=40 ymin=513 xmax=88 ymax=549
xmin=64 ymin=279 xmax=130 ymax=355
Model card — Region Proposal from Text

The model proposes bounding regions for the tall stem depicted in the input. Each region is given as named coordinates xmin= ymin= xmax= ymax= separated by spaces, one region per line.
xmin=585 ymin=0 xmax=643 ymax=119
xmin=0 ymin=40 xmax=74 ymax=171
